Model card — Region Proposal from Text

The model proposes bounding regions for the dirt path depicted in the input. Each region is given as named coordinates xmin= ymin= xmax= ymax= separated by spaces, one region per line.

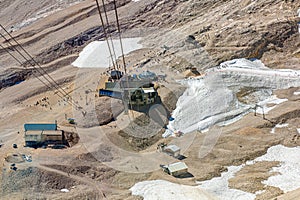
xmin=36 ymin=164 xmax=109 ymax=198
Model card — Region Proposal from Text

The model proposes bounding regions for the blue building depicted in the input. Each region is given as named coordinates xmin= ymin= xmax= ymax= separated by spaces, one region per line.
xmin=24 ymin=123 xmax=57 ymax=131
xmin=24 ymin=122 xmax=63 ymax=147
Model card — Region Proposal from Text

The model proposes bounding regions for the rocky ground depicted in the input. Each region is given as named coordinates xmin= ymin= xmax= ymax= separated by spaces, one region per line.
xmin=0 ymin=0 xmax=300 ymax=199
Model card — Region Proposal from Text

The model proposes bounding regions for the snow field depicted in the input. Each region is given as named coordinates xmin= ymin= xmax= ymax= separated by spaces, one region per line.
xmin=130 ymin=145 xmax=300 ymax=199
xmin=72 ymin=38 xmax=142 ymax=68
xmin=165 ymin=58 xmax=300 ymax=136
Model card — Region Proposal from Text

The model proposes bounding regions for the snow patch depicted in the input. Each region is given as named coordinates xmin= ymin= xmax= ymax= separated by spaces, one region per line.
xmin=216 ymin=111 xmax=249 ymax=127
xmin=72 ymin=38 xmax=143 ymax=68
xmin=162 ymin=129 xmax=173 ymax=138
xmin=220 ymin=58 xmax=267 ymax=69
xmin=293 ymin=91 xmax=300 ymax=96
xmin=198 ymin=165 xmax=256 ymax=200
xmin=256 ymin=96 xmax=288 ymax=115
xmin=130 ymin=180 xmax=216 ymax=200
xmin=201 ymin=128 xmax=210 ymax=133
xmin=274 ymin=124 xmax=289 ymax=128
xmin=270 ymin=123 xmax=289 ymax=134
xmin=164 ymin=58 xmax=300 ymax=136
xmin=166 ymin=76 xmax=250 ymax=134
xmin=255 ymin=145 xmax=300 ymax=192
xmin=130 ymin=145 xmax=300 ymax=200
xmin=200 ymin=145 xmax=300 ymax=196
xmin=255 ymin=190 xmax=265 ymax=195
xmin=246 ymin=160 xmax=255 ymax=165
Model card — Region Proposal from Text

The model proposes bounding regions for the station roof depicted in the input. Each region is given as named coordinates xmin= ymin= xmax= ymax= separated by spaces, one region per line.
xmin=164 ymin=144 xmax=181 ymax=152
xmin=24 ymin=123 xmax=57 ymax=131
xmin=166 ymin=162 xmax=188 ymax=173
xmin=142 ymin=88 xmax=156 ymax=93
xmin=25 ymin=130 xmax=62 ymax=136
xmin=42 ymin=130 xmax=63 ymax=136
xmin=25 ymin=130 xmax=43 ymax=135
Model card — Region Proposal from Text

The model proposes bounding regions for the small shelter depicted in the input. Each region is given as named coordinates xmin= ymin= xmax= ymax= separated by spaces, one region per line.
xmin=158 ymin=143 xmax=181 ymax=158
xmin=163 ymin=162 xmax=188 ymax=177
xmin=163 ymin=144 xmax=181 ymax=158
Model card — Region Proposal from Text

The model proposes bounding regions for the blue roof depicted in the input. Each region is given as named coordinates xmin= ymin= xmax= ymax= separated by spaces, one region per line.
xmin=24 ymin=123 xmax=57 ymax=131
xmin=138 ymin=71 xmax=157 ymax=80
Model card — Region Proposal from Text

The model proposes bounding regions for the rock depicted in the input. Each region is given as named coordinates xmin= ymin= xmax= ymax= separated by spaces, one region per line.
xmin=0 ymin=68 xmax=31 ymax=89
xmin=95 ymin=97 xmax=124 ymax=126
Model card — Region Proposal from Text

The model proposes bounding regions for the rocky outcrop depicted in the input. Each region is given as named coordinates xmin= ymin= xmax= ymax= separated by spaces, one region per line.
xmin=95 ymin=96 xmax=124 ymax=126
xmin=0 ymin=68 xmax=31 ymax=89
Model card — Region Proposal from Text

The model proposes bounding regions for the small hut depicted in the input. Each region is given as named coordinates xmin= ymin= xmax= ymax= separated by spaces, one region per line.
xmin=163 ymin=144 xmax=181 ymax=158
xmin=163 ymin=162 xmax=188 ymax=177
xmin=158 ymin=143 xmax=181 ymax=158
